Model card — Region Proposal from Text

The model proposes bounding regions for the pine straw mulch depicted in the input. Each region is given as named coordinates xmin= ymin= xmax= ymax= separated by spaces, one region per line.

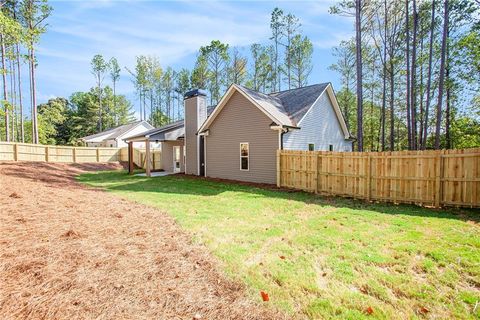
xmin=0 ymin=162 xmax=285 ymax=320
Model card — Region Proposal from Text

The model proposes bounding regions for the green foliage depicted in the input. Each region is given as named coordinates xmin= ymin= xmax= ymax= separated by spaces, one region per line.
xmin=0 ymin=10 xmax=25 ymax=46
xmin=109 ymin=57 xmax=121 ymax=84
xmin=199 ymin=40 xmax=229 ymax=105
xmin=227 ymin=47 xmax=248 ymax=86
xmin=246 ymin=43 xmax=272 ymax=91
xmin=91 ymin=54 xmax=108 ymax=80
xmin=30 ymin=87 xmax=136 ymax=145
xmin=20 ymin=0 xmax=52 ymax=47
xmin=191 ymin=54 xmax=208 ymax=90
xmin=37 ymin=97 xmax=67 ymax=144
xmin=450 ymin=115 xmax=480 ymax=148
xmin=148 ymin=108 xmax=170 ymax=127
xmin=289 ymin=34 xmax=313 ymax=88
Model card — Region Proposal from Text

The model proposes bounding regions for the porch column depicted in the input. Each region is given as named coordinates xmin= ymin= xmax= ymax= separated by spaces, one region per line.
xmin=128 ymin=141 xmax=134 ymax=175
xmin=145 ymin=138 xmax=151 ymax=177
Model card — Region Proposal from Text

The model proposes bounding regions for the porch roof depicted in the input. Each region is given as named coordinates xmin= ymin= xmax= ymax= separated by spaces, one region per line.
xmin=124 ymin=120 xmax=185 ymax=142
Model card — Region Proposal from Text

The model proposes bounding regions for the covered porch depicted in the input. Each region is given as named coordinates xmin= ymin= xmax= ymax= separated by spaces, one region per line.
xmin=123 ymin=121 xmax=185 ymax=177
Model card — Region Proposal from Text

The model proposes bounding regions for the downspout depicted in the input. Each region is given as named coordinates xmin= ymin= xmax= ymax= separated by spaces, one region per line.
xmin=280 ymin=128 xmax=289 ymax=150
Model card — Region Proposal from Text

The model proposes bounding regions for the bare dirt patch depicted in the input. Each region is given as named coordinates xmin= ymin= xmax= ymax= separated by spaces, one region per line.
xmin=0 ymin=162 xmax=283 ymax=319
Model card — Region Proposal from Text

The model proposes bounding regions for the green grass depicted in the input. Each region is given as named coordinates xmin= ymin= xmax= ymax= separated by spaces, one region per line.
xmin=78 ymin=171 xmax=480 ymax=319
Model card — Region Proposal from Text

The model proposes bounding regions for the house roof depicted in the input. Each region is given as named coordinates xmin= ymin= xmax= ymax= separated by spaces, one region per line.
xmin=125 ymin=83 xmax=352 ymax=142
xmin=269 ymin=83 xmax=330 ymax=124
xmin=199 ymin=83 xmax=349 ymax=137
xmin=235 ymin=85 xmax=295 ymax=127
xmin=124 ymin=120 xmax=185 ymax=142
xmin=81 ymin=121 xmax=153 ymax=142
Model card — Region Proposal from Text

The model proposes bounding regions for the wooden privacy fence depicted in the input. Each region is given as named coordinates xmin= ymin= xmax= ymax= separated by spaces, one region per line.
xmin=0 ymin=142 xmax=162 ymax=169
xmin=277 ymin=148 xmax=480 ymax=208
xmin=131 ymin=148 xmax=162 ymax=170
xmin=0 ymin=142 xmax=124 ymax=163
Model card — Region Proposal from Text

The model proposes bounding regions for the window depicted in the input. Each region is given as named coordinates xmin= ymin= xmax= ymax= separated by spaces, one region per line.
xmin=329 ymin=144 xmax=333 ymax=151
xmin=240 ymin=143 xmax=249 ymax=171
xmin=308 ymin=144 xmax=315 ymax=151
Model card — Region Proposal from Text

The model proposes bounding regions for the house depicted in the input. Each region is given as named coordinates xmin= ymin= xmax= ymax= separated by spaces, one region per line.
xmin=124 ymin=83 xmax=353 ymax=184
xmin=80 ymin=121 xmax=155 ymax=148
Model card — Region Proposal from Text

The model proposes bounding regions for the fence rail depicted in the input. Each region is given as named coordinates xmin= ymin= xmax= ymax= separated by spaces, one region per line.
xmin=0 ymin=142 xmax=161 ymax=170
xmin=0 ymin=142 xmax=125 ymax=163
xmin=131 ymin=148 xmax=162 ymax=170
xmin=277 ymin=148 xmax=480 ymax=208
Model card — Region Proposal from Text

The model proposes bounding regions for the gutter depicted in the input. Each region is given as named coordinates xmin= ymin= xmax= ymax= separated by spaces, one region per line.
xmin=270 ymin=124 xmax=298 ymax=150
xmin=280 ymin=128 xmax=290 ymax=150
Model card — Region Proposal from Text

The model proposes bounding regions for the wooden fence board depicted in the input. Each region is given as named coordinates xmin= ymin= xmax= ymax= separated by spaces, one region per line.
xmin=278 ymin=149 xmax=480 ymax=208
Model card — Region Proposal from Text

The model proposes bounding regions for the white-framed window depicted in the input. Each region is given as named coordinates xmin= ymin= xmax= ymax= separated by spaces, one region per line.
xmin=329 ymin=144 xmax=334 ymax=151
xmin=240 ymin=142 xmax=249 ymax=171
xmin=308 ymin=143 xmax=315 ymax=151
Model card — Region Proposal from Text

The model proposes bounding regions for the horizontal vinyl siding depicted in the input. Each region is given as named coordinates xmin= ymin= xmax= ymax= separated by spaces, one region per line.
xmin=283 ymin=91 xmax=353 ymax=152
xmin=206 ymin=91 xmax=278 ymax=184
xmin=161 ymin=141 xmax=184 ymax=172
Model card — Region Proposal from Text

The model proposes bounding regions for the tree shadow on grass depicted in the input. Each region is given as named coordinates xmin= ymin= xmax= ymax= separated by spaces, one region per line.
xmin=77 ymin=170 xmax=480 ymax=224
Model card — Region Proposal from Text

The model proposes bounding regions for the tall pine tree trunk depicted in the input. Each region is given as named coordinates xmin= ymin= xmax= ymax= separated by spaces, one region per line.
xmin=10 ymin=59 xmax=16 ymax=142
xmin=405 ymin=0 xmax=412 ymax=150
xmin=355 ymin=0 xmax=364 ymax=151
xmin=98 ymin=81 xmax=102 ymax=131
xmin=30 ymin=47 xmax=38 ymax=144
xmin=113 ymin=79 xmax=117 ymax=125
xmin=381 ymin=0 xmax=387 ymax=151
xmin=418 ymin=29 xmax=425 ymax=149
xmin=423 ymin=0 xmax=435 ymax=149
xmin=16 ymin=44 xmax=24 ymax=142
xmin=2 ymin=34 xmax=10 ymax=142
xmin=410 ymin=0 xmax=418 ymax=149
xmin=389 ymin=60 xmax=395 ymax=151
xmin=445 ymin=24 xmax=451 ymax=149
xmin=435 ymin=0 xmax=448 ymax=150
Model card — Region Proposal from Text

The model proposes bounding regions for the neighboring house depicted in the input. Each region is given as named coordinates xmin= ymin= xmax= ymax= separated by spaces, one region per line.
xmin=124 ymin=83 xmax=353 ymax=184
xmin=80 ymin=121 xmax=155 ymax=148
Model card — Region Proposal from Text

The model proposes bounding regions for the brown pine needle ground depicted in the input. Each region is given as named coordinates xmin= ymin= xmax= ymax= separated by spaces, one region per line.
xmin=0 ymin=162 xmax=284 ymax=320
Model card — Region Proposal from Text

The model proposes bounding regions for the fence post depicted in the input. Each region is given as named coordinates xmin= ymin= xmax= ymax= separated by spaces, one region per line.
xmin=313 ymin=152 xmax=319 ymax=193
xmin=72 ymin=147 xmax=77 ymax=163
xmin=96 ymin=148 xmax=100 ymax=162
xmin=435 ymin=151 xmax=443 ymax=208
xmin=45 ymin=146 xmax=49 ymax=162
xmin=13 ymin=143 xmax=18 ymax=161
xmin=276 ymin=150 xmax=281 ymax=187
xmin=366 ymin=153 xmax=372 ymax=201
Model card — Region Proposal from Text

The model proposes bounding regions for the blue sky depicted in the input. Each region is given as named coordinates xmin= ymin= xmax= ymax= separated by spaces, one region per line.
xmin=36 ymin=0 xmax=354 ymax=116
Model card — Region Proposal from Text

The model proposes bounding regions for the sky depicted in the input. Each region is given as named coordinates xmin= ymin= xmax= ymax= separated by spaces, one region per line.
xmin=36 ymin=0 xmax=355 ymax=117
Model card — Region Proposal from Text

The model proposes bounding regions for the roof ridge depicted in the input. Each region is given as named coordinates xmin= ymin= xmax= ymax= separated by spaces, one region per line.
xmin=268 ymin=82 xmax=330 ymax=96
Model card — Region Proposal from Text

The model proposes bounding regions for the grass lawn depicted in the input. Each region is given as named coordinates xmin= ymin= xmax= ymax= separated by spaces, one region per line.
xmin=78 ymin=171 xmax=480 ymax=319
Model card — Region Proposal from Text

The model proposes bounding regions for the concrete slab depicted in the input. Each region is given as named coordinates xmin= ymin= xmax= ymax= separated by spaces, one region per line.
xmin=135 ymin=172 xmax=174 ymax=177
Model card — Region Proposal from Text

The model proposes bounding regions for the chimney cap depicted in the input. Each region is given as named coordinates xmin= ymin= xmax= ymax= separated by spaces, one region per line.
xmin=184 ymin=89 xmax=207 ymax=99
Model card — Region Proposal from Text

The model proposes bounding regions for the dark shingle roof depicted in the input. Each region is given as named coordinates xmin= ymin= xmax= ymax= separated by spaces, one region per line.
xmin=269 ymin=83 xmax=329 ymax=124
xmin=124 ymin=120 xmax=184 ymax=141
xmin=234 ymin=83 xmax=329 ymax=126
xmin=81 ymin=121 xmax=152 ymax=141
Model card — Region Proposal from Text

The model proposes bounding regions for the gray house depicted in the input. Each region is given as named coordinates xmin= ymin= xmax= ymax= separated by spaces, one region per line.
xmin=125 ymin=83 xmax=353 ymax=184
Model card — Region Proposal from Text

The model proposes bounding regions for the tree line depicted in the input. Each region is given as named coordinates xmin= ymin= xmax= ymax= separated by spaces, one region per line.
xmin=331 ymin=0 xmax=479 ymax=151
xmin=2 ymin=1 xmax=479 ymax=150
xmin=1 ymin=5 xmax=315 ymax=144
xmin=0 ymin=0 xmax=51 ymax=144
xmin=127 ymin=7 xmax=314 ymax=128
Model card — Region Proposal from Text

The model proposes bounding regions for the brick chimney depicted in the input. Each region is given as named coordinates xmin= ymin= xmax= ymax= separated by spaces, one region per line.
xmin=184 ymin=89 xmax=207 ymax=175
